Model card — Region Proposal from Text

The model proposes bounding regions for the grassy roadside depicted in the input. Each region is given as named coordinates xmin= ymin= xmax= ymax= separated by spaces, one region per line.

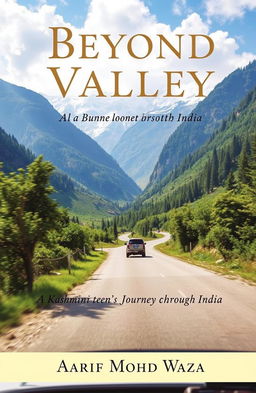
xmin=95 ymin=239 xmax=124 ymax=248
xmin=0 ymin=250 xmax=107 ymax=333
xmin=155 ymin=241 xmax=256 ymax=284
xmin=128 ymin=232 xmax=164 ymax=241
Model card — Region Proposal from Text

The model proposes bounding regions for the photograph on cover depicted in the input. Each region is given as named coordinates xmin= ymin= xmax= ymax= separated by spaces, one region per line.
xmin=0 ymin=0 xmax=256 ymax=352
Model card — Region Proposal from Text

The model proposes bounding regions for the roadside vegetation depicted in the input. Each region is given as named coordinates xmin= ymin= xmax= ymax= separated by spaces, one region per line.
xmin=0 ymin=251 xmax=106 ymax=333
xmin=128 ymin=231 xmax=164 ymax=241
xmin=156 ymin=136 xmax=256 ymax=283
xmin=156 ymin=242 xmax=256 ymax=283
xmin=0 ymin=156 xmax=117 ymax=333
xmin=117 ymin=125 xmax=256 ymax=281
xmin=95 ymin=239 xmax=124 ymax=248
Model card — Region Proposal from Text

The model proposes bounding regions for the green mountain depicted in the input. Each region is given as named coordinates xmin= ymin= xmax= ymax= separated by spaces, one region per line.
xmin=0 ymin=79 xmax=140 ymax=202
xmin=111 ymin=102 xmax=193 ymax=189
xmin=120 ymin=85 xmax=256 ymax=229
xmin=0 ymin=126 xmax=119 ymax=219
xmin=0 ymin=126 xmax=34 ymax=172
xmin=150 ymin=60 xmax=256 ymax=185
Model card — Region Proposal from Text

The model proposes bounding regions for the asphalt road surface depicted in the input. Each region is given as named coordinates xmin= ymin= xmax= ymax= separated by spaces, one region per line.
xmin=23 ymin=233 xmax=256 ymax=351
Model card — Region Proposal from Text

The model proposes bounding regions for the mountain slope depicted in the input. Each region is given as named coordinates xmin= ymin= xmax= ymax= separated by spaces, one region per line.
xmin=0 ymin=79 xmax=140 ymax=201
xmin=0 ymin=126 xmax=34 ymax=172
xmin=111 ymin=102 xmax=193 ymax=188
xmin=136 ymin=86 xmax=256 ymax=213
xmin=0 ymin=126 xmax=119 ymax=219
xmin=95 ymin=122 xmax=127 ymax=153
xmin=150 ymin=60 xmax=256 ymax=184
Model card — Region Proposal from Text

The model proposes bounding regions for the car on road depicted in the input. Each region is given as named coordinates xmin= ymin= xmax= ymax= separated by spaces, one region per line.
xmin=125 ymin=238 xmax=146 ymax=258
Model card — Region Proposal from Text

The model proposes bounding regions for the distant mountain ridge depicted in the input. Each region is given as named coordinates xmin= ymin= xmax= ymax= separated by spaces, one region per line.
xmin=0 ymin=125 xmax=76 ymax=196
xmin=111 ymin=101 xmax=194 ymax=188
xmin=0 ymin=79 xmax=140 ymax=202
xmin=95 ymin=121 xmax=127 ymax=153
xmin=0 ymin=126 xmax=120 ymax=218
xmin=149 ymin=60 xmax=256 ymax=185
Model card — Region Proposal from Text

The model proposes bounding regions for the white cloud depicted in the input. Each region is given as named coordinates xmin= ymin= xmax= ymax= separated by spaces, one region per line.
xmin=172 ymin=0 xmax=187 ymax=16
xmin=0 ymin=0 xmax=255 ymax=138
xmin=205 ymin=0 xmax=256 ymax=19
xmin=0 ymin=0 xmax=68 ymax=91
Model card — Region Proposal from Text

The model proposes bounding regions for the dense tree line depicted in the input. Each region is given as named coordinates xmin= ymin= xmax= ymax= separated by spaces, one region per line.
xmin=0 ymin=127 xmax=34 ymax=172
xmin=0 ymin=156 xmax=117 ymax=295
xmin=117 ymin=133 xmax=244 ymax=231
xmin=51 ymin=171 xmax=75 ymax=193
xmin=165 ymin=139 xmax=256 ymax=260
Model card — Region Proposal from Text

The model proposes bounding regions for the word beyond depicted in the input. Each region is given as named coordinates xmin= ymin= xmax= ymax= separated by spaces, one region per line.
xmin=49 ymin=29 xmax=214 ymax=60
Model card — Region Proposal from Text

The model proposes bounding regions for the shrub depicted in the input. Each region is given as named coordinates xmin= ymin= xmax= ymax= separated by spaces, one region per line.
xmin=33 ymin=243 xmax=70 ymax=275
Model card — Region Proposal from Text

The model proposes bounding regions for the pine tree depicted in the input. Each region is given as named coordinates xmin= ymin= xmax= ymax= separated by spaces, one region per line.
xmin=222 ymin=150 xmax=232 ymax=182
xmin=230 ymin=135 xmax=241 ymax=160
xmin=113 ymin=217 xmax=118 ymax=240
xmin=101 ymin=218 xmax=106 ymax=230
xmin=237 ymin=145 xmax=250 ymax=185
xmin=225 ymin=172 xmax=236 ymax=190
xmin=210 ymin=147 xmax=219 ymax=190
xmin=204 ymin=159 xmax=211 ymax=193
xmin=248 ymin=134 xmax=256 ymax=194
xmin=0 ymin=156 xmax=60 ymax=292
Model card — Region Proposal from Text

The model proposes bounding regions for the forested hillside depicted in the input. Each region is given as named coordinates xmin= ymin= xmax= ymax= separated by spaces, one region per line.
xmin=0 ymin=126 xmax=119 ymax=219
xmin=0 ymin=127 xmax=34 ymax=172
xmin=150 ymin=60 xmax=256 ymax=184
xmin=0 ymin=79 xmax=140 ymax=202
xmin=116 ymin=86 xmax=256 ymax=262
xmin=120 ymin=86 xmax=256 ymax=222
xmin=137 ymin=87 xmax=256 ymax=210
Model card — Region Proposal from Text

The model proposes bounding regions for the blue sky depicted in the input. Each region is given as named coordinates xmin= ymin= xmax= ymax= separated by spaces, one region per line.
xmin=17 ymin=0 xmax=256 ymax=53
xmin=146 ymin=0 xmax=256 ymax=54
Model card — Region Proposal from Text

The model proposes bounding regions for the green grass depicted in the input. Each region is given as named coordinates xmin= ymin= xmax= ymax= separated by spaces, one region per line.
xmin=128 ymin=232 xmax=164 ymax=241
xmin=95 ymin=239 xmax=124 ymax=248
xmin=155 ymin=241 xmax=256 ymax=284
xmin=54 ymin=189 xmax=120 ymax=224
xmin=0 ymin=250 xmax=107 ymax=333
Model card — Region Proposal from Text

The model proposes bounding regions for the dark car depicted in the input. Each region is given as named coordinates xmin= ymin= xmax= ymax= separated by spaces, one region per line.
xmin=126 ymin=238 xmax=146 ymax=258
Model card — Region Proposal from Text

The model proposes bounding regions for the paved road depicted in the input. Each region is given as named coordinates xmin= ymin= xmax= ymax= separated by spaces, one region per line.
xmin=24 ymin=233 xmax=256 ymax=351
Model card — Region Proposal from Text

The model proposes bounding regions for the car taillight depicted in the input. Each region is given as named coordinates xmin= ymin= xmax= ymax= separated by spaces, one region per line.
xmin=127 ymin=244 xmax=130 ymax=249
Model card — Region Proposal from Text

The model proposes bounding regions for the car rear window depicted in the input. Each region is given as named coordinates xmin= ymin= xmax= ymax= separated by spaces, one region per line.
xmin=129 ymin=239 xmax=144 ymax=244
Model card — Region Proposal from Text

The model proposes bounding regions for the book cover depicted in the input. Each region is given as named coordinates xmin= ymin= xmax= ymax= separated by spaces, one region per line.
xmin=0 ymin=0 xmax=256 ymax=386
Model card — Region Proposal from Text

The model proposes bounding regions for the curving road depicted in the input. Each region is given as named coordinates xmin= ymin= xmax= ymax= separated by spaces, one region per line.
xmin=22 ymin=233 xmax=256 ymax=351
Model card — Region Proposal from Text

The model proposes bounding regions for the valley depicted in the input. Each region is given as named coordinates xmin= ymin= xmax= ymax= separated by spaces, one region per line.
xmin=0 ymin=60 xmax=256 ymax=352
